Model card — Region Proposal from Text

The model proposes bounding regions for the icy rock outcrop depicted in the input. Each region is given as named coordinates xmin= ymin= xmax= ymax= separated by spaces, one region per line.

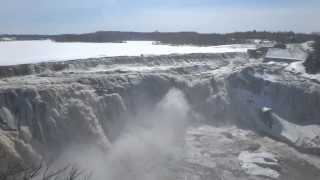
xmin=228 ymin=63 xmax=320 ymax=125
xmin=184 ymin=125 xmax=320 ymax=180
xmin=258 ymin=107 xmax=320 ymax=154
xmin=238 ymin=151 xmax=280 ymax=179
xmin=227 ymin=63 xmax=320 ymax=153
xmin=0 ymin=85 xmax=123 ymax=166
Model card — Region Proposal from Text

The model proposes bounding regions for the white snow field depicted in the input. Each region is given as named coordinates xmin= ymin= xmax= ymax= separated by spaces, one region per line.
xmin=0 ymin=40 xmax=254 ymax=65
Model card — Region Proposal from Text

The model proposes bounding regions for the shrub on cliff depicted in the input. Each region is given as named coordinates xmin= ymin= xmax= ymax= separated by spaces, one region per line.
xmin=0 ymin=163 xmax=91 ymax=180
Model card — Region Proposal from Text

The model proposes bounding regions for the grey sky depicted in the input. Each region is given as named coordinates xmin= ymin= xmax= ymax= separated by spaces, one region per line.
xmin=1 ymin=0 xmax=320 ymax=34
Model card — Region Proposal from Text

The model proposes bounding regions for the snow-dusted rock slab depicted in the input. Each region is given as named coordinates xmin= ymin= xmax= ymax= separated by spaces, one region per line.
xmin=185 ymin=125 xmax=320 ymax=180
xmin=262 ymin=109 xmax=320 ymax=154
xmin=239 ymin=151 xmax=280 ymax=179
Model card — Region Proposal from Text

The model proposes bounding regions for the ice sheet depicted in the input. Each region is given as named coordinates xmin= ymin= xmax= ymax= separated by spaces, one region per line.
xmin=0 ymin=40 xmax=254 ymax=65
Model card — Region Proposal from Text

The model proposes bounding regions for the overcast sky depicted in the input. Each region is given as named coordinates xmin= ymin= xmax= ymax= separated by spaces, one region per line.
xmin=1 ymin=0 xmax=320 ymax=34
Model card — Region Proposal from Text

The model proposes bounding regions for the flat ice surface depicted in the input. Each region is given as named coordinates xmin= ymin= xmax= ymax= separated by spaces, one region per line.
xmin=265 ymin=44 xmax=309 ymax=61
xmin=0 ymin=40 xmax=254 ymax=65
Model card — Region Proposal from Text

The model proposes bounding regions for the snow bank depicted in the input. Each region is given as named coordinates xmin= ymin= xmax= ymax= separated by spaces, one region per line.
xmin=285 ymin=61 xmax=320 ymax=81
xmin=0 ymin=40 xmax=254 ymax=65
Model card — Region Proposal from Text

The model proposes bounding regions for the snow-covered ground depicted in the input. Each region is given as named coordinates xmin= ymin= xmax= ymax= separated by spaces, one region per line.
xmin=285 ymin=61 xmax=320 ymax=81
xmin=0 ymin=40 xmax=254 ymax=65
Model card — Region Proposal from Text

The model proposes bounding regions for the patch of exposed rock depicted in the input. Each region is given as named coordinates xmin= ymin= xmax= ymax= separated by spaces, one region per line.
xmin=185 ymin=125 xmax=320 ymax=180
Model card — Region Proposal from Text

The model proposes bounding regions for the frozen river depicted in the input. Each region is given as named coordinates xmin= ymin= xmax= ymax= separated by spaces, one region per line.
xmin=0 ymin=40 xmax=254 ymax=65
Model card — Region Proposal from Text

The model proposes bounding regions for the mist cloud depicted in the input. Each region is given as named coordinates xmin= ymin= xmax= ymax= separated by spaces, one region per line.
xmin=55 ymin=89 xmax=191 ymax=180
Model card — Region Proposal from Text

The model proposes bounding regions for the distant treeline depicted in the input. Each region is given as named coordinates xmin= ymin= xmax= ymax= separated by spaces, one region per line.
xmin=0 ymin=34 xmax=51 ymax=41
xmin=52 ymin=31 xmax=232 ymax=45
xmin=227 ymin=31 xmax=318 ymax=44
xmin=1 ymin=31 xmax=319 ymax=45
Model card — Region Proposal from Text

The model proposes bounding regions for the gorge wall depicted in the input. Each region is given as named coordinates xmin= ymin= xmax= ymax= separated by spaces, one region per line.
xmin=1 ymin=53 xmax=320 ymax=179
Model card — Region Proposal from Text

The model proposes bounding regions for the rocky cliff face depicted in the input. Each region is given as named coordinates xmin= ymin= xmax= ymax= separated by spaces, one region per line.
xmin=227 ymin=63 xmax=320 ymax=152
xmin=1 ymin=52 xmax=320 ymax=179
